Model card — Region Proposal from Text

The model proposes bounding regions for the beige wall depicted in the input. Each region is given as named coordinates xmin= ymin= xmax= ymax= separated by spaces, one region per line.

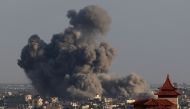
xmin=159 ymin=97 xmax=179 ymax=109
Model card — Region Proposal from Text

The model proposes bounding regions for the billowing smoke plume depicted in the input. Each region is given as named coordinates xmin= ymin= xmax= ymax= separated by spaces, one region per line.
xmin=99 ymin=73 xmax=154 ymax=99
xmin=18 ymin=5 xmax=154 ymax=99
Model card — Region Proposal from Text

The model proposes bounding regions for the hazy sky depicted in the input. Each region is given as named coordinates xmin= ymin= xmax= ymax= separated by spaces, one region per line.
xmin=0 ymin=0 xmax=190 ymax=84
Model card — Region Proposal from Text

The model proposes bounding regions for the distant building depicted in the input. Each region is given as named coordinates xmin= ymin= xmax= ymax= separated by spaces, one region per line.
xmin=133 ymin=74 xmax=181 ymax=109
xmin=3 ymin=95 xmax=26 ymax=109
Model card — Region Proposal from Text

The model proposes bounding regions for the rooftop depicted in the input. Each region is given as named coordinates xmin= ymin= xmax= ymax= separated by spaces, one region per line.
xmin=155 ymin=74 xmax=180 ymax=96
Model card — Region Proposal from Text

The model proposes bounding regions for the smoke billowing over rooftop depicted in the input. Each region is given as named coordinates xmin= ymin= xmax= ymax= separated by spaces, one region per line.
xmin=18 ymin=5 xmax=153 ymax=99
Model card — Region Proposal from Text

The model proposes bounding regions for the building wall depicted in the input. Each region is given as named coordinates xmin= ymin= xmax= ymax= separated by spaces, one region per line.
xmin=159 ymin=97 xmax=178 ymax=109
xmin=147 ymin=107 xmax=160 ymax=109
xmin=134 ymin=106 xmax=145 ymax=109
xmin=147 ymin=106 xmax=172 ymax=109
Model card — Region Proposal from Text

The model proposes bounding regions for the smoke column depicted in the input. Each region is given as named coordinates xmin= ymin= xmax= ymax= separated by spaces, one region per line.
xmin=18 ymin=5 xmax=154 ymax=99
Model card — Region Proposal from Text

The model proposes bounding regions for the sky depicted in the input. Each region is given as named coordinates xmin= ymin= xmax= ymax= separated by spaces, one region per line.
xmin=0 ymin=0 xmax=190 ymax=84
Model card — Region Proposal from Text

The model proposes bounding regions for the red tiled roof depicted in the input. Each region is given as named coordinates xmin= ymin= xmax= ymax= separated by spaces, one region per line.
xmin=155 ymin=90 xmax=180 ymax=96
xmin=160 ymin=74 xmax=176 ymax=91
xmin=144 ymin=99 xmax=174 ymax=106
xmin=134 ymin=98 xmax=174 ymax=108
xmin=156 ymin=74 xmax=180 ymax=96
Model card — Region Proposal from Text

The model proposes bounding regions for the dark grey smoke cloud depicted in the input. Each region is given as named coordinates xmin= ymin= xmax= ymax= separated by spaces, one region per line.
xmin=18 ymin=5 xmax=154 ymax=99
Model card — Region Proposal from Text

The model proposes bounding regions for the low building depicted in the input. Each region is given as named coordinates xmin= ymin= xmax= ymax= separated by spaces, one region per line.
xmin=3 ymin=95 xmax=26 ymax=109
